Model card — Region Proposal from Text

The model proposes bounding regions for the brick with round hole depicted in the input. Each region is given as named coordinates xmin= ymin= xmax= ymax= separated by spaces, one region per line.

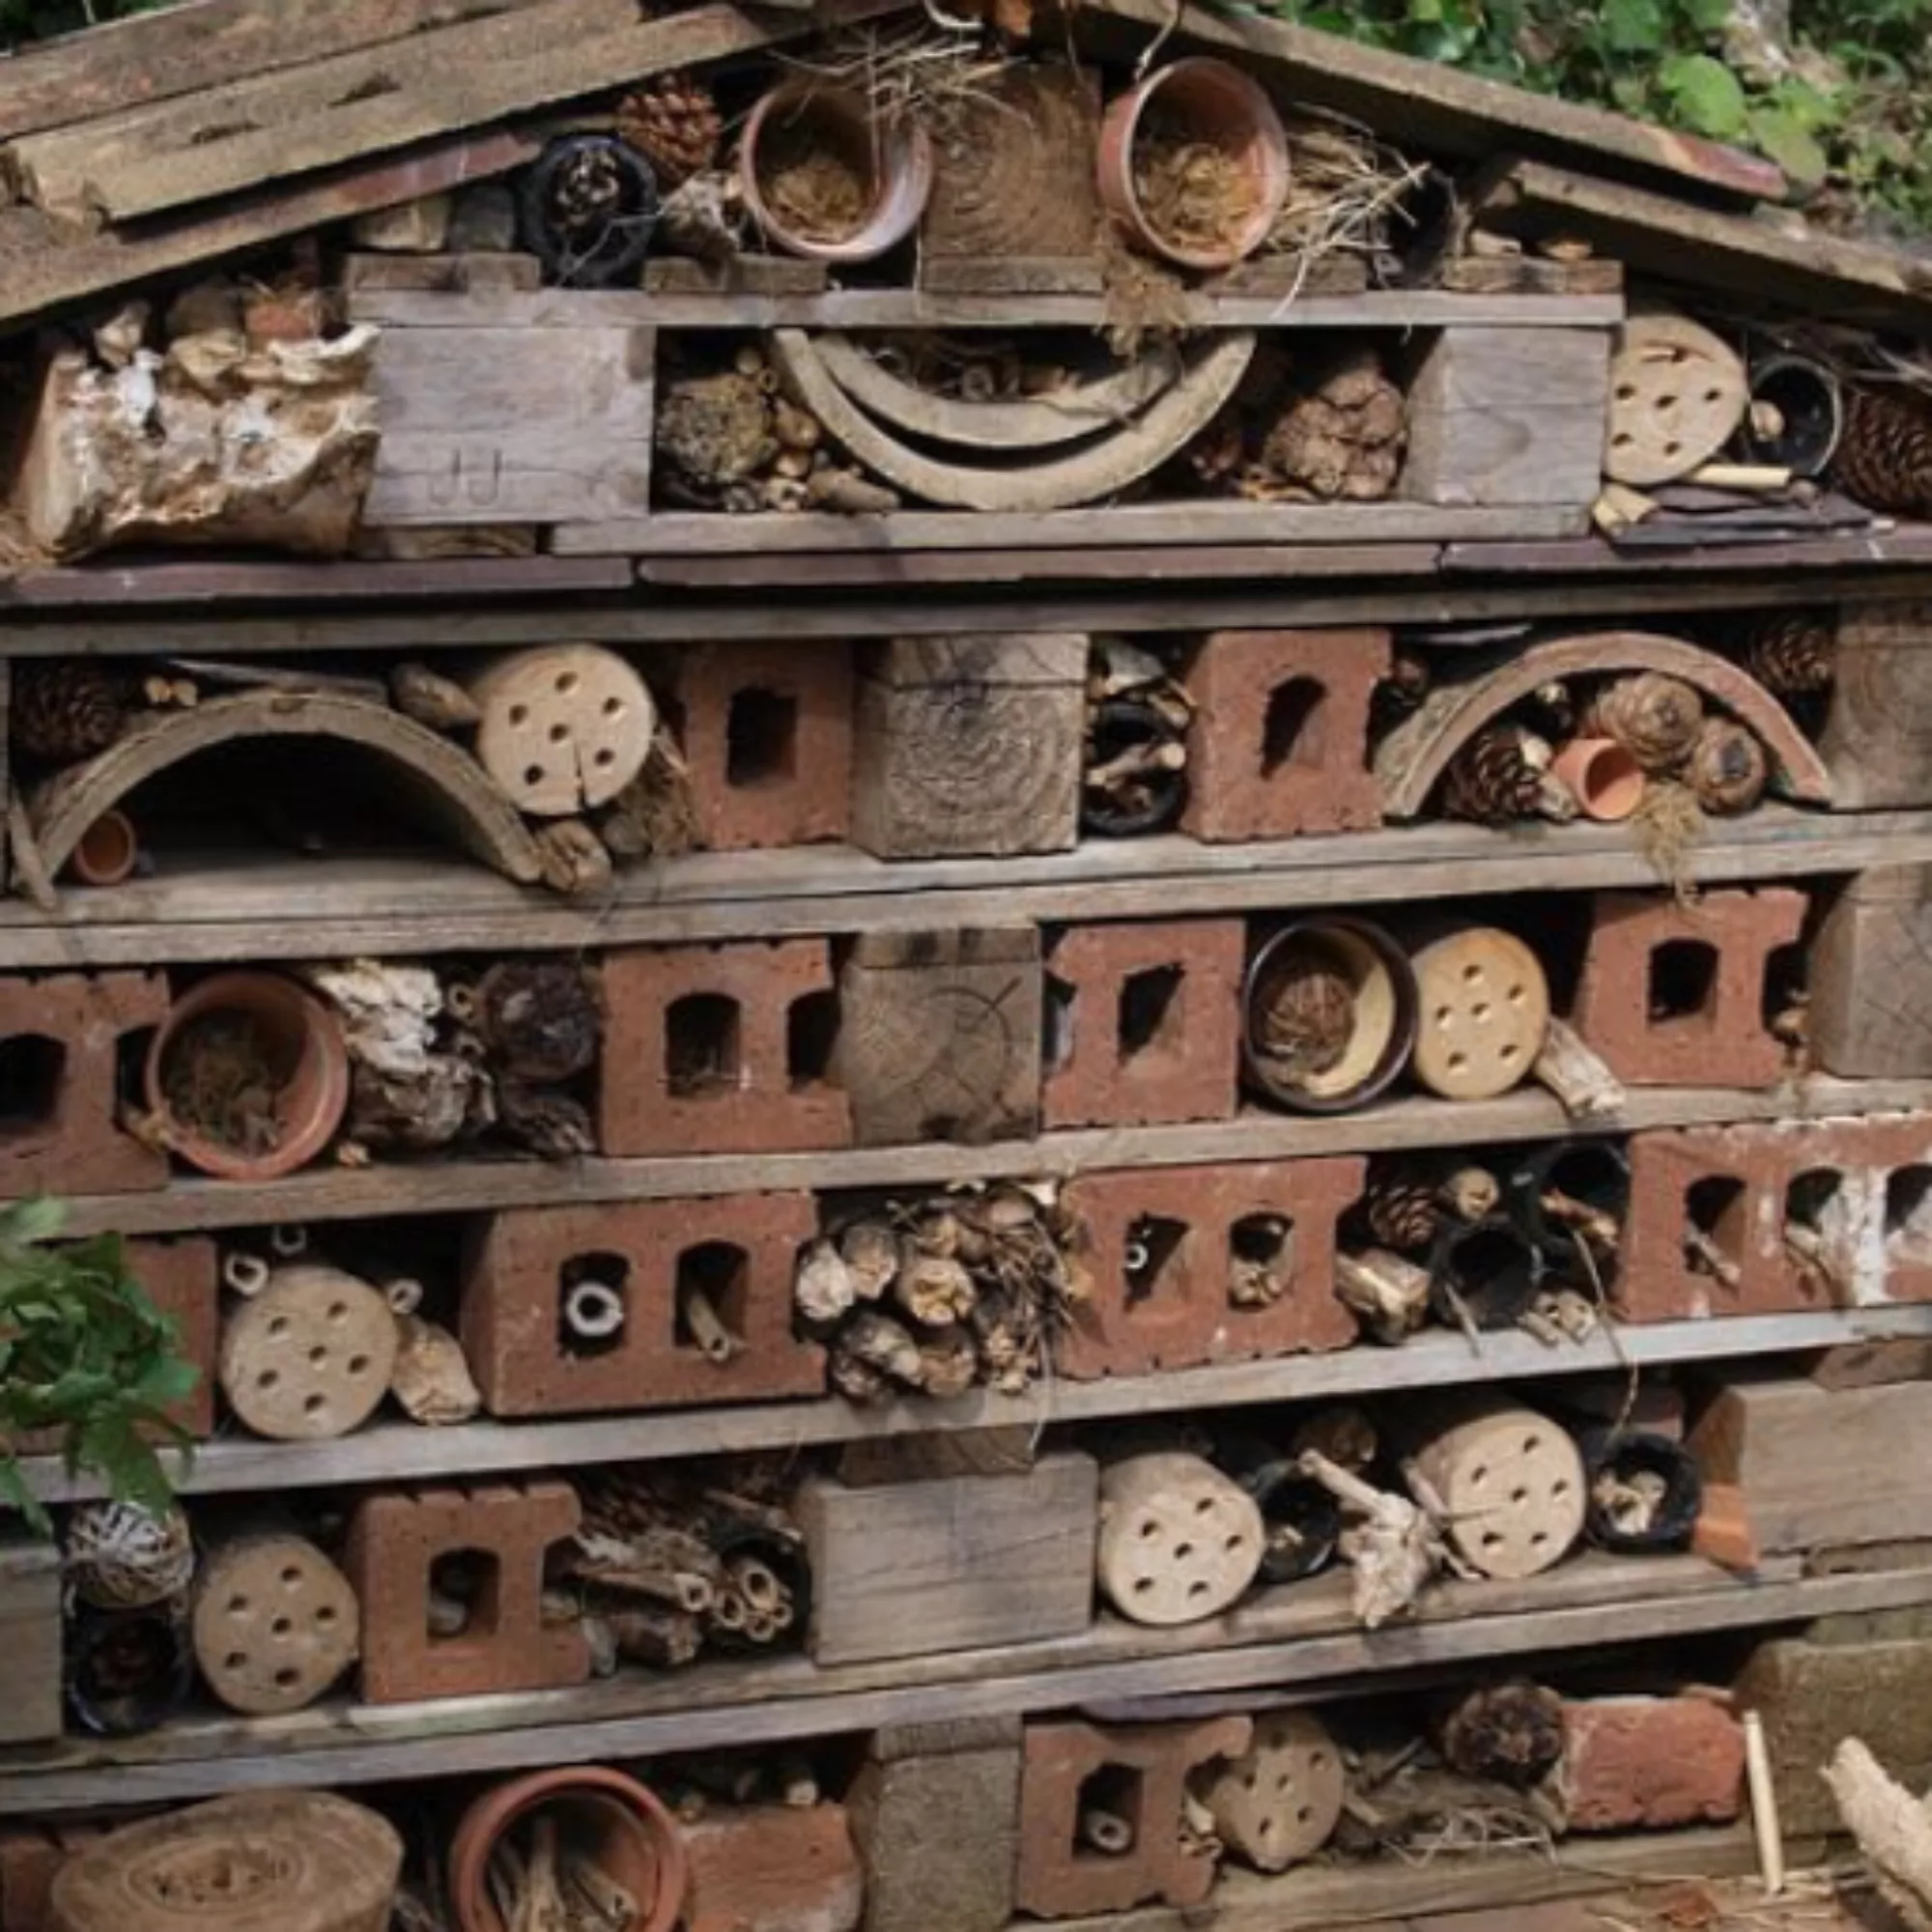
xmin=1181 ymin=629 xmax=1389 ymax=842
xmin=1406 ymin=1394 xmax=1586 ymax=1580
xmin=1095 ymin=1451 xmax=1265 ymax=1626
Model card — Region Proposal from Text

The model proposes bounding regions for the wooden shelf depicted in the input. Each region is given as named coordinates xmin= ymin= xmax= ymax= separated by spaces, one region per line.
xmin=43 ymin=1074 xmax=1932 ymax=1240
xmin=2 ymin=809 xmax=1923 ymax=970
xmin=19 ymin=1304 xmax=1932 ymax=1506
xmin=3 ymin=1553 xmax=1923 ymax=1815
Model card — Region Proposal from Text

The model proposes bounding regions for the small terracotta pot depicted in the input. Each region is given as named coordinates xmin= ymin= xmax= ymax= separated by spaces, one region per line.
xmin=1550 ymin=736 xmax=1645 ymax=822
xmin=1096 ymin=57 xmax=1291 ymax=271
xmin=449 ymin=1768 xmax=688 ymax=1932
xmin=66 ymin=809 xmax=139 ymax=887
xmin=143 ymin=971 xmax=351 ymax=1181
xmin=740 ymin=80 xmax=933 ymax=263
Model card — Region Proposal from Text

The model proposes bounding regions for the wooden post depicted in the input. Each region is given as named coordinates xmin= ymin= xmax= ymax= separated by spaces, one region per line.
xmin=1822 ymin=604 xmax=1932 ymax=809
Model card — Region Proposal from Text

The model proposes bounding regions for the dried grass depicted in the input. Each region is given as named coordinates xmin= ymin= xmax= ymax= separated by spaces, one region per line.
xmin=1631 ymin=779 xmax=1707 ymax=904
xmin=775 ymin=20 xmax=1014 ymax=132
xmin=1268 ymin=111 xmax=1428 ymax=272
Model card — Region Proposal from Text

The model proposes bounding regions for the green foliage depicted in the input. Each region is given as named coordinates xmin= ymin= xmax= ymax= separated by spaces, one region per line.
xmin=1257 ymin=0 xmax=1932 ymax=233
xmin=0 ymin=1199 xmax=195 ymax=1537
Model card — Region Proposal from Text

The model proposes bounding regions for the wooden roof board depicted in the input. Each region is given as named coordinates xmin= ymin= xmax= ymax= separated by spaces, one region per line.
xmin=0 ymin=0 xmax=560 ymax=143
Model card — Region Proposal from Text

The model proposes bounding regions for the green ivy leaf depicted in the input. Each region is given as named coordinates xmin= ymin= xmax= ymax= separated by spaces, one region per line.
xmin=1686 ymin=0 xmax=1733 ymax=31
xmin=1603 ymin=0 xmax=1665 ymax=52
xmin=1659 ymin=51 xmax=1750 ymax=138
xmin=1749 ymin=106 xmax=1833 ymax=187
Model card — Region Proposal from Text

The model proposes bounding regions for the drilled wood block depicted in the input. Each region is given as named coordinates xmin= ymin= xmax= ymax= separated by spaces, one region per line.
xmin=835 ymin=928 xmax=1042 ymax=1148
xmin=0 ymin=1541 xmax=61 ymax=1746
xmin=850 ymin=635 xmax=1087 ymax=860
xmin=798 ymin=1454 xmax=1096 ymax=1666
xmin=350 ymin=290 xmax=655 ymax=526
xmin=1405 ymin=326 xmax=1610 ymax=507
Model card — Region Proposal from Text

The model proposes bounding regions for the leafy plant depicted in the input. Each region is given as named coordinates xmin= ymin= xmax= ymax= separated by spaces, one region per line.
xmin=0 ymin=1199 xmax=196 ymax=1536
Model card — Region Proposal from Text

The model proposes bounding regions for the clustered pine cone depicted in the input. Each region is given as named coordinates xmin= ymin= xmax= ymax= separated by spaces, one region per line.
xmin=1738 ymin=609 xmax=1837 ymax=696
xmin=1249 ymin=349 xmax=1406 ymax=502
xmin=12 ymin=661 xmax=130 ymax=765
xmin=1362 ymin=1163 xmax=1442 ymax=1252
xmin=1441 ymin=724 xmax=1544 ymax=827
xmin=1835 ymin=384 xmax=1932 ymax=518
xmin=617 ymin=73 xmax=724 ymax=188
xmin=1584 ymin=673 xmax=1704 ymax=774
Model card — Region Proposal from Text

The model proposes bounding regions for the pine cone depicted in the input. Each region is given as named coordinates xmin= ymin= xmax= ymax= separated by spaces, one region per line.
xmin=1738 ymin=609 xmax=1837 ymax=696
xmin=1185 ymin=410 xmax=1247 ymax=489
xmin=1255 ymin=350 xmax=1406 ymax=502
xmin=1363 ymin=1163 xmax=1442 ymax=1252
xmin=617 ymin=73 xmax=724 ymax=188
xmin=1441 ymin=725 xmax=1544 ymax=826
xmin=11 ymin=661 xmax=130 ymax=765
xmin=1836 ymin=384 xmax=1932 ymax=517
xmin=1686 ymin=716 xmax=1769 ymax=816
xmin=1585 ymin=673 xmax=1704 ymax=774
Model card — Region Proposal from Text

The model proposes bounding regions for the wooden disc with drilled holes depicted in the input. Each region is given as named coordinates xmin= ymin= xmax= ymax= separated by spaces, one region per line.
xmin=49 ymin=1789 xmax=402 ymax=1932
xmin=1197 ymin=1710 xmax=1347 ymax=1873
xmin=1096 ymin=1452 xmax=1264 ymax=1627
xmin=191 ymin=1533 xmax=360 ymax=1716
xmin=1407 ymin=925 xmax=1550 ymax=1101
xmin=1409 ymin=1397 xmax=1586 ymax=1581
xmin=1605 ymin=309 xmax=1748 ymax=487
xmin=218 ymin=1265 xmax=398 ymax=1441
xmin=466 ymin=644 xmax=656 ymax=817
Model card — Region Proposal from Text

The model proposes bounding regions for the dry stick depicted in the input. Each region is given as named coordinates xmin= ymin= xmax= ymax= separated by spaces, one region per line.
xmin=5 ymin=789 xmax=57 ymax=912
xmin=1542 ymin=1188 xmax=1621 ymax=1254
xmin=681 ymin=1284 xmax=744 ymax=1365
xmin=1684 ymin=1225 xmax=1744 ymax=1288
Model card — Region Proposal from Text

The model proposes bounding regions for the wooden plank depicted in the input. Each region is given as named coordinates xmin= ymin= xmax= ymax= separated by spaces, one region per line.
xmin=1440 ymin=255 xmax=1626 ymax=297
xmin=71 ymin=0 xmax=910 ymax=224
xmin=1071 ymin=0 xmax=1784 ymax=205
xmin=0 ymin=0 xmax=555 ymax=141
xmin=1 ymin=1560 xmax=1927 ymax=1813
xmin=552 ymin=502 xmax=1593 ymax=556
xmin=0 ymin=1541 xmax=61 ymax=1746
xmin=19 ymin=1304 xmax=1932 ymax=1507
xmin=361 ymin=321 xmax=655 ymax=526
xmin=1811 ymin=867 xmax=1932 ymax=1079
xmin=1822 ymin=603 xmax=1932 ymax=810
xmin=0 ymin=805 xmax=1918 ymax=973
xmin=799 ymin=1455 xmax=1097 ymax=1665
xmin=1473 ymin=156 xmax=1932 ymax=333
xmin=0 ymin=130 xmax=541 ymax=336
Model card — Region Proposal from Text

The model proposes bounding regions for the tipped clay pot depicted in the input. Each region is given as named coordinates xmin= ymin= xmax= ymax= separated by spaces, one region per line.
xmin=66 ymin=809 xmax=139 ymax=887
xmin=1551 ymin=736 xmax=1645 ymax=822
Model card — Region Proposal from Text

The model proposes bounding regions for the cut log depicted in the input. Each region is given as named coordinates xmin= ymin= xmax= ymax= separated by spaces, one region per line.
xmin=191 ymin=1530 xmax=360 ymax=1716
xmin=218 ymin=1264 xmax=398 ymax=1442
xmin=1604 ymin=308 xmax=1749 ymax=487
xmin=1406 ymin=1395 xmax=1586 ymax=1581
xmin=1406 ymin=923 xmax=1549 ymax=1102
xmin=465 ymin=644 xmax=657 ymax=818
xmin=1096 ymin=1452 xmax=1264 ymax=1627
xmin=1196 ymin=1711 xmax=1346 ymax=1872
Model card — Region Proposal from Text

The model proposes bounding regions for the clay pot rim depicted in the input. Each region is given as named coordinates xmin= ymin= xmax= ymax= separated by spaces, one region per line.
xmin=739 ymin=79 xmax=934 ymax=264
xmin=1551 ymin=734 xmax=1646 ymax=823
xmin=68 ymin=808 xmax=139 ymax=887
xmin=1240 ymin=915 xmax=1420 ymax=1117
xmin=449 ymin=1766 xmax=689 ymax=1932
xmin=1095 ymin=56 xmax=1293 ymax=272
xmin=142 ymin=970 xmax=351 ymax=1182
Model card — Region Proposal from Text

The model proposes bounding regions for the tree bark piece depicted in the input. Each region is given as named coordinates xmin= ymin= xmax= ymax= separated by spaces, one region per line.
xmin=390 ymin=1314 xmax=483 ymax=1427
xmin=1824 ymin=1739 xmax=1932 ymax=1932
xmin=1533 ymin=1017 xmax=1628 ymax=1122
xmin=1096 ymin=1453 xmax=1264 ymax=1627
xmin=191 ymin=1531 xmax=360 ymax=1716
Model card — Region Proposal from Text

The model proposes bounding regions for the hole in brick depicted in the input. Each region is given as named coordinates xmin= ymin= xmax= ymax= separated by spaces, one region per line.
xmin=725 ymin=687 xmax=798 ymax=790
xmin=1044 ymin=973 xmax=1076 ymax=1072
xmin=1649 ymin=940 xmax=1719 ymax=1024
xmin=1685 ymin=1176 xmax=1747 ymax=1288
xmin=676 ymin=1242 xmax=748 ymax=1360
xmin=1075 ymin=1764 xmax=1145 ymax=1861
xmin=1119 ymin=965 xmax=1185 ymax=1063
xmin=786 ymin=990 xmax=839 ymax=1090
xmin=1228 ymin=1213 xmax=1295 ymax=1310
xmin=1762 ymin=940 xmax=1807 ymax=1038
xmin=666 ymin=993 xmax=742 ymax=1097
xmin=1781 ymin=1171 xmax=1842 ymax=1306
xmin=428 ymin=1548 xmax=498 ymax=1642
xmin=1888 ymin=1167 xmax=1932 ymax=1265
xmin=1123 ymin=1214 xmax=1189 ymax=1310
xmin=1261 ymin=678 xmax=1325 ymax=776
xmin=558 ymin=1252 xmax=630 ymax=1357
xmin=0 ymin=1034 xmax=66 ymax=1134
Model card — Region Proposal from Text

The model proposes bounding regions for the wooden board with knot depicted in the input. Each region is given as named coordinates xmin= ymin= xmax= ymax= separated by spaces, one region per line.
xmin=834 ymin=927 xmax=1044 ymax=1148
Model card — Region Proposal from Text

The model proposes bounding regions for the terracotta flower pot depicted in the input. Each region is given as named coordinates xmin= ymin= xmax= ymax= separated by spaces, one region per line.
xmin=144 ymin=971 xmax=351 ymax=1181
xmin=1096 ymin=57 xmax=1291 ymax=271
xmin=740 ymin=81 xmax=932 ymax=263
xmin=1551 ymin=735 xmax=1645 ymax=822
xmin=449 ymin=1768 xmax=688 ymax=1932
xmin=66 ymin=809 xmax=139 ymax=887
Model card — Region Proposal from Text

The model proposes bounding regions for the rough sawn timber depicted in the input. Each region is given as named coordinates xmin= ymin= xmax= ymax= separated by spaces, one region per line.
xmin=27 ymin=691 xmax=543 ymax=886
xmin=1374 ymin=630 xmax=1833 ymax=817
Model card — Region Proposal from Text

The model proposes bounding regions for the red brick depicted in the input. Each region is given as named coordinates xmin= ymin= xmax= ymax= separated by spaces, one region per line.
xmin=1561 ymin=1696 xmax=1745 ymax=1833
xmin=0 ymin=972 xmax=168 ymax=1197
xmin=462 ymin=1194 xmax=823 ymax=1418
xmin=1015 ymin=1717 xmax=1249 ymax=1918
xmin=1044 ymin=921 xmax=1244 ymax=1130
xmin=1182 ymin=630 xmax=1388 ymax=842
xmin=1059 ymin=1160 xmax=1363 ymax=1378
xmin=598 ymin=941 xmax=851 ymax=1157
xmin=0 ymin=1829 xmax=62 ymax=1932
xmin=681 ymin=1803 xmax=862 ymax=1932
xmin=1621 ymin=1114 xmax=1932 ymax=1321
xmin=675 ymin=641 xmax=853 ymax=852
xmin=1569 ymin=889 xmax=1807 ymax=1089
xmin=344 ymin=1482 xmax=589 ymax=1704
